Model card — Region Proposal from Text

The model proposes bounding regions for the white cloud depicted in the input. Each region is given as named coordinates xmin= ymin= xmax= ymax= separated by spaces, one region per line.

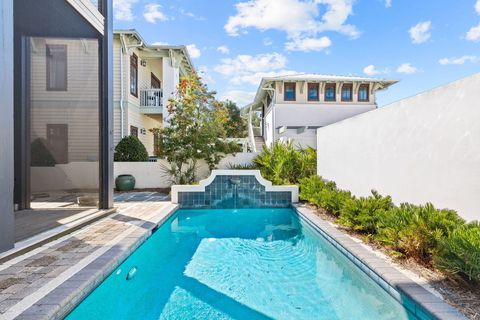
xmin=215 ymin=53 xmax=286 ymax=76
xmin=143 ymin=3 xmax=169 ymax=23
xmin=385 ymin=0 xmax=392 ymax=8
xmin=230 ymin=70 xmax=298 ymax=85
xmin=214 ymin=52 xmax=298 ymax=85
xmin=476 ymin=0 xmax=480 ymax=14
xmin=466 ymin=23 xmax=480 ymax=42
xmin=178 ymin=8 xmax=206 ymax=21
xmin=186 ymin=44 xmax=201 ymax=59
xmin=363 ymin=64 xmax=382 ymax=76
xmin=151 ymin=41 xmax=169 ymax=45
xmin=263 ymin=38 xmax=273 ymax=46
xmin=198 ymin=66 xmax=216 ymax=87
xmin=396 ymin=62 xmax=417 ymax=74
xmin=113 ymin=0 xmax=138 ymax=21
xmin=285 ymin=36 xmax=332 ymax=52
xmin=439 ymin=55 xmax=479 ymax=65
xmin=225 ymin=0 xmax=359 ymax=51
xmin=409 ymin=21 xmax=432 ymax=44
xmin=217 ymin=46 xmax=230 ymax=54
xmin=220 ymin=90 xmax=256 ymax=106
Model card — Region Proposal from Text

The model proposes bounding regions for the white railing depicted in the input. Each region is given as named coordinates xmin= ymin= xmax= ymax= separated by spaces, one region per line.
xmin=140 ymin=89 xmax=163 ymax=108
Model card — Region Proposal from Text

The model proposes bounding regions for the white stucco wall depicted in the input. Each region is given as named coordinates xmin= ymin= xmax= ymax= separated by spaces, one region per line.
xmin=316 ymin=73 xmax=480 ymax=221
xmin=30 ymin=153 xmax=259 ymax=191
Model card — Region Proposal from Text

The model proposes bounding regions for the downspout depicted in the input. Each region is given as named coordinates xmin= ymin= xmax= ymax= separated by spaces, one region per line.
xmin=119 ymin=34 xmax=143 ymax=138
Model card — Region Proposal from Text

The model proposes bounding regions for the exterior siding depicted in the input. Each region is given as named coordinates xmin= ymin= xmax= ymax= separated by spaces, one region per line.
xmin=29 ymin=38 xmax=99 ymax=162
xmin=112 ymin=37 xmax=164 ymax=155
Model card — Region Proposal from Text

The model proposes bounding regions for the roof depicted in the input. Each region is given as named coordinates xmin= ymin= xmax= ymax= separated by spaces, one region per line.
xmin=113 ymin=29 xmax=195 ymax=75
xmin=261 ymin=73 xmax=398 ymax=83
xmin=247 ymin=73 xmax=399 ymax=109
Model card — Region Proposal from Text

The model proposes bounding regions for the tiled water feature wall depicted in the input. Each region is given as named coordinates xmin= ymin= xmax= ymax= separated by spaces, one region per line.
xmin=172 ymin=170 xmax=299 ymax=209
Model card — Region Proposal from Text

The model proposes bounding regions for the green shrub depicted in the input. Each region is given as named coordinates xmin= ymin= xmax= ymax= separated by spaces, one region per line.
xmin=338 ymin=190 xmax=394 ymax=234
xmin=114 ymin=135 xmax=149 ymax=162
xmin=299 ymin=176 xmax=327 ymax=202
xmin=31 ymin=138 xmax=56 ymax=167
xmin=254 ymin=141 xmax=316 ymax=185
xmin=434 ymin=222 xmax=480 ymax=281
xmin=376 ymin=203 xmax=464 ymax=262
xmin=300 ymin=176 xmax=351 ymax=216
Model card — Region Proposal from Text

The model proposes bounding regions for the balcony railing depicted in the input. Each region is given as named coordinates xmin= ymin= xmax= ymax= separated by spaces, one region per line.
xmin=140 ymin=89 xmax=163 ymax=108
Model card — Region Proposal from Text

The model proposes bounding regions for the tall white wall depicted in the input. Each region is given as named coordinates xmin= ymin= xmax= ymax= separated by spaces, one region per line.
xmin=0 ymin=0 xmax=14 ymax=251
xmin=316 ymin=73 xmax=480 ymax=221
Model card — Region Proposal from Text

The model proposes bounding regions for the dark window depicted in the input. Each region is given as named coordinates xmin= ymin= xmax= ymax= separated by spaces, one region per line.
xmin=46 ymin=45 xmax=67 ymax=91
xmin=151 ymin=73 xmax=161 ymax=89
xmin=307 ymin=83 xmax=319 ymax=101
xmin=130 ymin=125 xmax=138 ymax=137
xmin=325 ymin=83 xmax=336 ymax=101
xmin=341 ymin=84 xmax=353 ymax=101
xmin=284 ymin=82 xmax=296 ymax=101
xmin=130 ymin=53 xmax=138 ymax=97
xmin=358 ymin=84 xmax=369 ymax=102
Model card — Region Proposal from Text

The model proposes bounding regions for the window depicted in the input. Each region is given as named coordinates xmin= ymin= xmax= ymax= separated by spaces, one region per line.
xmin=130 ymin=125 xmax=138 ymax=137
xmin=358 ymin=84 xmax=369 ymax=102
xmin=46 ymin=45 xmax=67 ymax=91
xmin=341 ymin=84 xmax=353 ymax=102
xmin=130 ymin=53 xmax=138 ymax=97
xmin=284 ymin=82 xmax=296 ymax=101
xmin=307 ymin=83 xmax=319 ymax=101
xmin=325 ymin=83 xmax=336 ymax=101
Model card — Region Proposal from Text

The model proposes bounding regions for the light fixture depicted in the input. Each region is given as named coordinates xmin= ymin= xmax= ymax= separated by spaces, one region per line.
xmin=140 ymin=59 xmax=147 ymax=67
xmin=140 ymin=128 xmax=147 ymax=135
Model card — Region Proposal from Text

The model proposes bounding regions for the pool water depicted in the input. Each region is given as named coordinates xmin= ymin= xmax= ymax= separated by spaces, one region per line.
xmin=67 ymin=208 xmax=416 ymax=319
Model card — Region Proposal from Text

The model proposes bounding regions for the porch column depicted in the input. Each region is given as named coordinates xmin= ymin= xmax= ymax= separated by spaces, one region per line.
xmin=0 ymin=0 xmax=15 ymax=251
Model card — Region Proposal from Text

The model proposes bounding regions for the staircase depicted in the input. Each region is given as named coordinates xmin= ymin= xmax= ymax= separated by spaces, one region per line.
xmin=254 ymin=137 xmax=265 ymax=152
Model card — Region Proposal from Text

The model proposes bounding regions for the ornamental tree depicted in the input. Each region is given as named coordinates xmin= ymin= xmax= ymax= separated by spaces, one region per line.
xmin=153 ymin=74 xmax=240 ymax=184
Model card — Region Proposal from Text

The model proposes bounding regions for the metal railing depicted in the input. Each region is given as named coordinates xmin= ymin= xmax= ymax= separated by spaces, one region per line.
xmin=140 ymin=89 xmax=163 ymax=108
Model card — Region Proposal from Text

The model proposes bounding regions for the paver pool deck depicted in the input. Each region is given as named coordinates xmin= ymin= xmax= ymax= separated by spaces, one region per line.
xmin=0 ymin=195 xmax=465 ymax=320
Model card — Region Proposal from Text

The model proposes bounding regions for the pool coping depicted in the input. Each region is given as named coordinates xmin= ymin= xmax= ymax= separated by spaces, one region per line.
xmin=12 ymin=203 xmax=179 ymax=320
xmin=293 ymin=204 xmax=466 ymax=320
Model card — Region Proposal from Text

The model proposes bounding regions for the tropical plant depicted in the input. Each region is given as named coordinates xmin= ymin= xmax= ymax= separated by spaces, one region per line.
xmin=376 ymin=203 xmax=464 ymax=262
xmin=434 ymin=222 xmax=480 ymax=281
xmin=153 ymin=74 xmax=240 ymax=184
xmin=338 ymin=190 xmax=394 ymax=234
xmin=253 ymin=141 xmax=316 ymax=185
xmin=114 ymin=135 xmax=149 ymax=162
xmin=299 ymin=176 xmax=351 ymax=216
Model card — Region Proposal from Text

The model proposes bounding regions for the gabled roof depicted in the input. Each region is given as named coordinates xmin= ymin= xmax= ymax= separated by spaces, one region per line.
xmin=248 ymin=73 xmax=398 ymax=109
xmin=113 ymin=29 xmax=195 ymax=76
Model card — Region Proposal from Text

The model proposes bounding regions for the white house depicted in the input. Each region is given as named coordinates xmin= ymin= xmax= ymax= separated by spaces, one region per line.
xmin=113 ymin=30 xmax=195 ymax=156
xmin=245 ymin=74 xmax=398 ymax=150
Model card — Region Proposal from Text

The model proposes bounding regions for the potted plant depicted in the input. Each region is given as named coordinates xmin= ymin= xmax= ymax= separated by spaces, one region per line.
xmin=114 ymin=135 xmax=149 ymax=191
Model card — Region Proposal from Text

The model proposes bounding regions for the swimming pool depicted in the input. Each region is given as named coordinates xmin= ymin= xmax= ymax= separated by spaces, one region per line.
xmin=67 ymin=208 xmax=416 ymax=319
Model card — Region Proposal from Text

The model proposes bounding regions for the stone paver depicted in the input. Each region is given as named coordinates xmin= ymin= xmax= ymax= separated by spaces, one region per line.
xmin=0 ymin=192 xmax=177 ymax=320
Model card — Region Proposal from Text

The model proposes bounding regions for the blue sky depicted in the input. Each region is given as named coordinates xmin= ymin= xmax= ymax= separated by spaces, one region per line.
xmin=113 ymin=0 xmax=480 ymax=107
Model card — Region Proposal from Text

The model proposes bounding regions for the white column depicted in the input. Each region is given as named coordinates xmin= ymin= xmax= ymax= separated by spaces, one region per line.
xmin=162 ymin=57 xmax=180 ymax=126
xmin=0 ymin=0 xmax=15 ymax=252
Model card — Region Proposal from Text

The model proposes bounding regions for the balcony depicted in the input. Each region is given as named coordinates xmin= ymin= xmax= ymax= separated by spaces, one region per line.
xmin=140 ymin=88 xmax=163 ymax=114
